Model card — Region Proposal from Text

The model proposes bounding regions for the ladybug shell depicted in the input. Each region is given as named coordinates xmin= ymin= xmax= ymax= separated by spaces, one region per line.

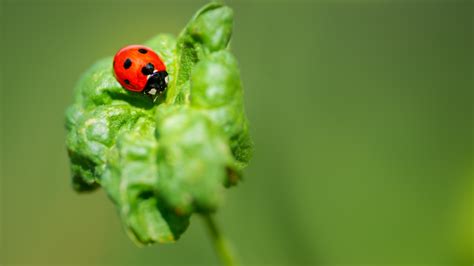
xmin=113 ymin=45 xmax=166 ymax=92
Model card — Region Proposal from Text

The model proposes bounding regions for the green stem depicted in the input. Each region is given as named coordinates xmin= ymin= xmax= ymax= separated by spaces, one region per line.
xmin=203 ymin=214 xmax=239 ymax=266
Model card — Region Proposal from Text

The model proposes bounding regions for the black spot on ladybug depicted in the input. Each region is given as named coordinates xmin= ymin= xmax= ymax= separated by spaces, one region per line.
xmin=138 ymin=48 xmax=148 ymax=54
xmin=141 ymin=63 xmax=155 ymax=75
xmin=123 ymin=58 xmax=132 ymax=69
xmin=124 ymin=79 xmax=130 ymax=84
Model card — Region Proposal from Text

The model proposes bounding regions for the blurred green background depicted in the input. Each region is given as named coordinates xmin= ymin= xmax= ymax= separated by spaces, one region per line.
xmin=1 ymin=0 xmax=472 ymax=265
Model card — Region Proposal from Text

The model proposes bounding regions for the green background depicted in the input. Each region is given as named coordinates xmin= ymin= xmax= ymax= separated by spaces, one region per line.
xmin=1 ymin=0 xmax=472 ymax=265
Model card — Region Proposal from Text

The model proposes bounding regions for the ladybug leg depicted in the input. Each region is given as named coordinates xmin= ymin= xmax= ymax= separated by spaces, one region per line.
xmin=145 ymin=91 xmax=158 ymax=102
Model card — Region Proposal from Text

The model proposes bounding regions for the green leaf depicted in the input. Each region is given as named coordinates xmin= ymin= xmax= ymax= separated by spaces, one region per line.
xmin=66 ymin=104 xmax=153 ymax=190
xmin=166 ymin=2 xmax=233 ymax=104
xmin=155 ymin=105 xmax=238 ymax=214
xmin=65 ymin=3 xmax=252 ymax=244
xmin=190 ymin=51 xmax=253 ymax=166
xmin=101 ymin=117 xmax=189 ymax=244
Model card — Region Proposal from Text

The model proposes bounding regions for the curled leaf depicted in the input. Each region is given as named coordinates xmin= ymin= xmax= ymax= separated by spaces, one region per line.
xmin=65 ymin=3 xmax=252 ymax=244
xmin=167 ymin=3 xmax=233 ymax=104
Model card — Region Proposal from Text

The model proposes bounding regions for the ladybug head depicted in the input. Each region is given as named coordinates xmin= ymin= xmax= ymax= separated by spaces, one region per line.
xmin=143 ymin=70 xmax=169 ymax=98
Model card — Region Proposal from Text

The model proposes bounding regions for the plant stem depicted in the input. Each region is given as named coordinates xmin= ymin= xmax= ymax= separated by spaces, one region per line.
xmin=202 ymin=214 xmax=239 ymax=266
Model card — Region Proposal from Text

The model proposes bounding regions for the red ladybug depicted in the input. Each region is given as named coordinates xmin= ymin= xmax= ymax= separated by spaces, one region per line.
xmin=113 ymin=45 xmax=168 ymax=98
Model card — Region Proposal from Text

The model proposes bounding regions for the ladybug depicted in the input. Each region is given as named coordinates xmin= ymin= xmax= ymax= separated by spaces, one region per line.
xmin=113 ymin=45 xmax=168 ymax=99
